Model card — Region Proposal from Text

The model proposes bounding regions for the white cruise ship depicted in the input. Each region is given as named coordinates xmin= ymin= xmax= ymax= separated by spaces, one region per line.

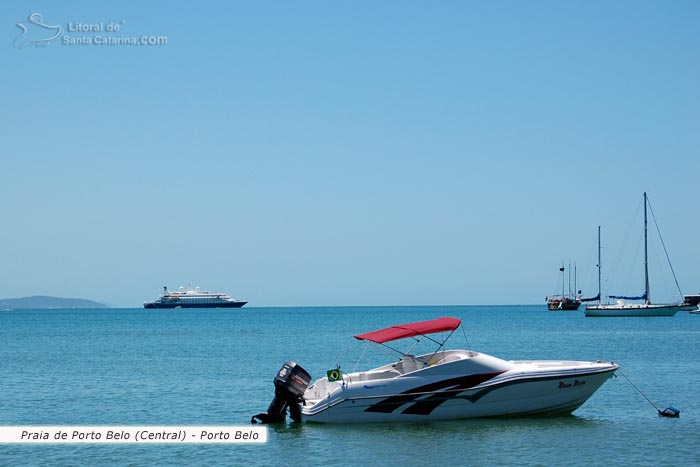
xmin=143 ymin=285 xmax=247 ymax=309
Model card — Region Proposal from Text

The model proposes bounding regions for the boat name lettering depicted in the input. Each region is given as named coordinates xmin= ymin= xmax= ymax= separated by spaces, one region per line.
xmin=362 ymin=384 xmax=386 ymax=390
xmin=558 ymin=379 xmax=586 ymax=389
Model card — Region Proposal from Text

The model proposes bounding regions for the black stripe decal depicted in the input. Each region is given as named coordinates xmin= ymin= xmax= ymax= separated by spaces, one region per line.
xmin=364 ymin=367 xmax=616 ymax=417
xmin=364 ymin=371 xmax=505 ymax=414
xmin=401 ymin=372 xmax=506 ymax=415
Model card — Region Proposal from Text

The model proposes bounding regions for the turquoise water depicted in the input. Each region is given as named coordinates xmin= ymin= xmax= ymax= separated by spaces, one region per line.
xmin=1 ymin=305 xmax=699 ymax=466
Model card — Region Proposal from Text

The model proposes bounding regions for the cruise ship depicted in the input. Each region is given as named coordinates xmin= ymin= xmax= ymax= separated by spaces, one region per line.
xmin=143 ymin=285 xmax=247 ymax=309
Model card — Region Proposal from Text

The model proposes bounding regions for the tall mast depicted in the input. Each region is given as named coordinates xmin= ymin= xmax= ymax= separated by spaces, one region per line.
xmin=597 ymin=226 xmax=601 ymax=304
xmin=643 ymin=192 xmax=650 ymax=304
xmin=560 ymin=263 xmax=565 ymax=297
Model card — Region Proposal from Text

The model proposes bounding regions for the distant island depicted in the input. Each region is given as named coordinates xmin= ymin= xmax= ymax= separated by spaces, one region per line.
xmin=0 ymin=296 xmax=109 ymax=310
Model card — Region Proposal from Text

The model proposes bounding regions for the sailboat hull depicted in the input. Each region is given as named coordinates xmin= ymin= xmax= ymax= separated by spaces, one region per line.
xmin=547 ymin=301 xmax=581 ymax=311
xmin=584 ymin=303 xmax=695 ymax=317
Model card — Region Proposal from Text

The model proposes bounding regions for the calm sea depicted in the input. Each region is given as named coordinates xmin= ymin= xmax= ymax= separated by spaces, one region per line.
xmin=1 ymin=305 xmax=699 ymax=466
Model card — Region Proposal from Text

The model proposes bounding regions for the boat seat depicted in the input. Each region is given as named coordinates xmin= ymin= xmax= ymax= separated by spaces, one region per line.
xmin=398 ymin=355 xmax=426 ymax=373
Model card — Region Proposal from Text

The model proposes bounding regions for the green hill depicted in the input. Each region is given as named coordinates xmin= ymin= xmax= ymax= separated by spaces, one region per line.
xmin=0 ymin=296 xmax=109 ymax=310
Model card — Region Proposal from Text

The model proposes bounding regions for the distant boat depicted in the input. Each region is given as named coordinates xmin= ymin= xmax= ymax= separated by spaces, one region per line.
xmin=683 ymin=294 xmax=700 ymax=307
xmin=144 ymin=285 xmax=247 ymax=309
xmin=546 ymin=263 xmax=582 ymax=310
xmin=585 ymin=193 xmax=694 ymax=317
xmin=686 ymin=295 xmax=700 ymax=315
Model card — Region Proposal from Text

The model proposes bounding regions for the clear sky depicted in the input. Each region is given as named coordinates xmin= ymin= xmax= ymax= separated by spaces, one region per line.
xmin=2 ymin=1 xmax=698 ymax=307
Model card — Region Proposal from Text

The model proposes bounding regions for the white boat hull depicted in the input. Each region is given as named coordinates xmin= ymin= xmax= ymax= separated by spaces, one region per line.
xmin=300 ymin=353 xmax=617 ymax=423
xmin=585 ymin=303 xmax=694 ymax=317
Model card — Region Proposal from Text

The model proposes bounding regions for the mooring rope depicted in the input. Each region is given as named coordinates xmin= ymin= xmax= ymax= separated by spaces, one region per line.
xmin=618 ymin=367 xmax=680 ymax=417
xmin=617 ymin=368 xmax=661 ymax=412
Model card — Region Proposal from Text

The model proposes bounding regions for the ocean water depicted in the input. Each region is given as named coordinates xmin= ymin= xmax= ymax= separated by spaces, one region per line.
xmin=1 ymin=305 xmax=699 ymax=466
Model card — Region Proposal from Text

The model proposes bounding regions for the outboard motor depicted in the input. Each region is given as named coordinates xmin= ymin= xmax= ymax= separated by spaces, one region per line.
xmin=251 ymin=361 xmax=311 ymax=424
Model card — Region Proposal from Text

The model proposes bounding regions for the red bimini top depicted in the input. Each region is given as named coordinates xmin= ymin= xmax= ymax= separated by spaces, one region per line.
xmin=353 ymin=317 xmax=462 ymax=344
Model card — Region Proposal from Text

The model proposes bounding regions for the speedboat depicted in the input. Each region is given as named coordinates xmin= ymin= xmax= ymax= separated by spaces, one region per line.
xmin=252 ymin=317 xmax=618 ymax=424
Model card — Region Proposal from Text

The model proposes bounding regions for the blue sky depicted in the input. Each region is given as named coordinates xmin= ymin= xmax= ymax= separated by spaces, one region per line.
xmin=2 ymin=1 xmax=698 ymax=307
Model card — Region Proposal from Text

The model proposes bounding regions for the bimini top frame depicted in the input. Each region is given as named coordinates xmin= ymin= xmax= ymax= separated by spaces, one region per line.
xmin=352 ymin=317 xmax=462 ymax=362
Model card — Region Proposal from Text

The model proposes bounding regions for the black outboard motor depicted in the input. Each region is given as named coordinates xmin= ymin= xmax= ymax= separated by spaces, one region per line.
xmin=251 ymin=361 xmax=311 ymax=424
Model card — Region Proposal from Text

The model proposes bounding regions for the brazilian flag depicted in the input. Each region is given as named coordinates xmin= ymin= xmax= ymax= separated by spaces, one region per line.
xmin=326 ymin=368 xmax=342 ymax=382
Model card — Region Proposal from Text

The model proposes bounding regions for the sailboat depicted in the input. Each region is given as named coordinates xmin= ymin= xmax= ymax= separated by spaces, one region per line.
xmin=546 ymin=263 xmax=581 ymax=310
xmin=585 ymin=193 xmax=694 ymax=317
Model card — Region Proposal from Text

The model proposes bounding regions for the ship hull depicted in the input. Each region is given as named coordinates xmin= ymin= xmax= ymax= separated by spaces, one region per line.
xmin=683 ymin=295 xmax=700 ymax=307
xmin=584 ymin=304 xmax=694 ymax=317
xmin=547 ymin=298 xmax=581 ymax=311
xmin=144 ymin=301 xmax=247 ymax=309
xmin=547 ymin=301 xmax=581 ymax=311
